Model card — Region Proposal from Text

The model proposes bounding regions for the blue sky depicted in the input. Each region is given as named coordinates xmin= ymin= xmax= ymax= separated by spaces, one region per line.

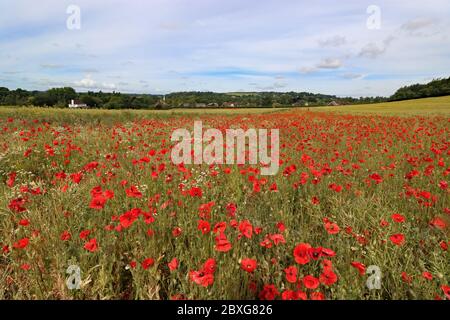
xmin=1 ymin=0 xmax=449 ymax=97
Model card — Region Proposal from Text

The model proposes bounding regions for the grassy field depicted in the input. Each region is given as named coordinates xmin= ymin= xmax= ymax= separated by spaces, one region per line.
xmin=1 ymin=96 xmax=449 ymax=121
xmin=310 ymin=96 xmax=450 ymax=116
xmin=0 ymin=99 xmax=448 ymax=300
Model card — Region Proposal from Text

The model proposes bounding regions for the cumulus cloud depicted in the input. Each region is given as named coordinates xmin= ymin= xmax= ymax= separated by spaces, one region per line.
xmin=359 ymin=36 xmax=395 ymax=59
xmin=300 ymin=58 xmax=342 ymax=74
xmin=73 ymin=75 xmax=116 ymax=90
xmin=255 ymin=82 xmax=287 ymax=90
xmin=401 ymin=18 xmax=434 ymax=32
xmin=316 ymin=58 xmax=342 ymax=69
xmin=299 ymin=66 xmax=317 ymax=74
xmin=318 ymin=35 xmax=347 ymax=47
xmin=342 ymin=73 xmax=364 ymax=80
xmin=40 ymin=63 xmax=64 ymax=69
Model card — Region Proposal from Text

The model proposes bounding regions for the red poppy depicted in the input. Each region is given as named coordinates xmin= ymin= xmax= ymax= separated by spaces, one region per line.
xmin=293 ymin=243 xmax=311 ymax=265
xmin=141 ymin=258 xmax=155 ymax=270
xmin=238 ymin=220 xmax=253 ymax=239
xmin=189 ymin=187 xmax=203 ymax=197
xmin=351 ymin=261 xmax=366 ymax=275
xmin=303 ymin=275 xmax=320 ymax=289
xmin=310 ymin=291 xmax=325 ymax=300
xmin=319 ymin=269 xmax=338 ymax=286
xmin=369 ymin=173 xmax=383 ymax=184
xmin=308 ymin=247 xmax=323 ymax=260
xmin=281 ymin=290 xmax=297 ymax=300
xmin=13 ymin=237 xmax=29 ymax=250
xmin=172 ymin=227 xmax=182 ymax=237
xmin=259 ymin=284 xmax=279 ymax=300
xmin=6 ymin=172 xmax=16 ymax=188
xmin=429 ymin=217 xmax=446 ymax=229
xmin=324 ymin=221 xmax=340 ymax=234
xmin=270 ymin=233 xmax=286 ymax=245
xmin=20 ymin=263 xmax=31 ymax=271
xmin=84 ymin=238 xmax=98 ymax=252
xmin=213 ymin=222 xmax=227 ymax=234
xmin=276 ymin=222 xmax=286 ymax=232
xmin=321 ymin=247 xmax=336 ymax=257
xmin=189 ymin=271 xmax=214 ymax=287
xmin=422 ymin=271 xmax=433 ymax=281
xmin=19 ymin=219 xmax=29 ymax=226
xmin=241 ymin=258 xmax=257 ymax=273
xmin=8 ymin=198 xmax=27 ymax=213
xmin=60 ymin=230 xmax=71 ymax=241
xmin=284 ymin=266 xmax=298 ymax=283
xmin=389 ymin=233 xmax=405 ymax=246
xmin=89 ymin=195 xmax=107 ymax=210
xmin=126 ymin=185 xmax=142 ymax=198
xmin=380 ymin=219 xmax=389 ymax=227
xmin=202 ymin=258 xmax=216 ymax=274
xmin=391 ymin=213 xmax=405 ymax=223
xmin=168 ymin=258 xmax=179 ymax=271
xmin=311 ymin=196 xmax=320 ymax=205
xmin=441 ymin=285 xmax=450 ymax=299
xmin=215 ymin=232 xmax=232 ymax=252
xmin=119 ymin=209 xmax=140 ymax=228
xmin=401 ymin=272 xmax=412 ymax=283
xmin=197 ymin=220 xmax=211 ymax=235
xmin=226 ymin=202 xmax=237 ymax=217
xmin=79 ymin=229 xmax=90 ymax=240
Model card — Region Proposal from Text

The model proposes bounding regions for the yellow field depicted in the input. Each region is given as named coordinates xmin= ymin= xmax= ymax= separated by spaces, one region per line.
xmin=310 ymin=96 xmax=450 ymax=116
xmin=0 ymin=96 xmax=449 ymax=122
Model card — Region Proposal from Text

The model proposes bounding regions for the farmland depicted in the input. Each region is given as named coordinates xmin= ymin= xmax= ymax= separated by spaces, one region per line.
xmin=0 ymin=98 xmax=449 ymax=300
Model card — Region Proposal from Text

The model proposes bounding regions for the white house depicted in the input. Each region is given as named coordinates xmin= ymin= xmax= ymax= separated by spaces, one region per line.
xmin=68 ymin=99 xmax=88 ymax=108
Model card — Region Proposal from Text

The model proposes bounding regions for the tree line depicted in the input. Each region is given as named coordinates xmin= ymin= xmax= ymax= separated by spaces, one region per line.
xmin=390 ymin=77 xmax=450 ymax=101
xmin=0 ymin=77 xmax=448 ymax=109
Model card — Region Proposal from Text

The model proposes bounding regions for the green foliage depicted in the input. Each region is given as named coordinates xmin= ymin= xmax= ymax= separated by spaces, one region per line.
xmin=390 ymin=77 xmax=450 ymax=101
xmin=1 ymin=76 xmax=449 ymax=110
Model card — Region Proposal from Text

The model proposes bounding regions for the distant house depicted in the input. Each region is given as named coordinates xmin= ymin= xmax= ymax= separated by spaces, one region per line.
xmin=154 ymin=100 xmax=169 ymax=109
xmin=195 ymin=103 xmax=207 ymax=108
xmin=68 ymin=99 xmax=88 ymax=108
xmin=327 ymin=100 xmax=340 ymax=106
xmin=207 ymin=103 xmax=219 ymax=107
xmin=222 ymin=102 xmax=237 ymax=108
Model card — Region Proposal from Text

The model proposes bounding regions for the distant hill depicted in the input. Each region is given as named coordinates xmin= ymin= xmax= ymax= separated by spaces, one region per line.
xmin=0 ymin=77 xmax=449 ymax=109
xmin=390 ymin=77 xmax=450 ymax=101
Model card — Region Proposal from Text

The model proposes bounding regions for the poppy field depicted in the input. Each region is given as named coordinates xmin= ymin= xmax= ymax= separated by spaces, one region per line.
xmin=0 ymin=105 xmax=449 ymax=300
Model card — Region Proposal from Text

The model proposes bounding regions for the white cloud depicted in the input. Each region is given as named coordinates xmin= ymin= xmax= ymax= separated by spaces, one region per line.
xmin=40 ymin=63 xmax=64 ymax=69
xmin=318 ymin=35 xmax=347 ymax=47
xmin=316 ymin=58 xmax=342 ymax=69
xmin=73 ymin=75 xmax=116 ymax=90
xmin=401 ymin=18 xmax=434 ymax=32
xmin=359 ymin=37 xmax=395 ymax=59
xmin=342 ymin=73 xmax=364 ymax=80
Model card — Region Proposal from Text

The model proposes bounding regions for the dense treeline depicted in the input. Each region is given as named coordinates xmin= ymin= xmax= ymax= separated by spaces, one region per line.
xmin=0 ymin=87 xmax=160 ymax=109
xmin=0 ymin=87 xmax=386 ymax=109
xmin=0 ymin=77 xmax=448 ymax=109
xmin=166 ymin=91 xmax=386 ymax=107
xmin=390 ymin=77 xmax=450 ymax=101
